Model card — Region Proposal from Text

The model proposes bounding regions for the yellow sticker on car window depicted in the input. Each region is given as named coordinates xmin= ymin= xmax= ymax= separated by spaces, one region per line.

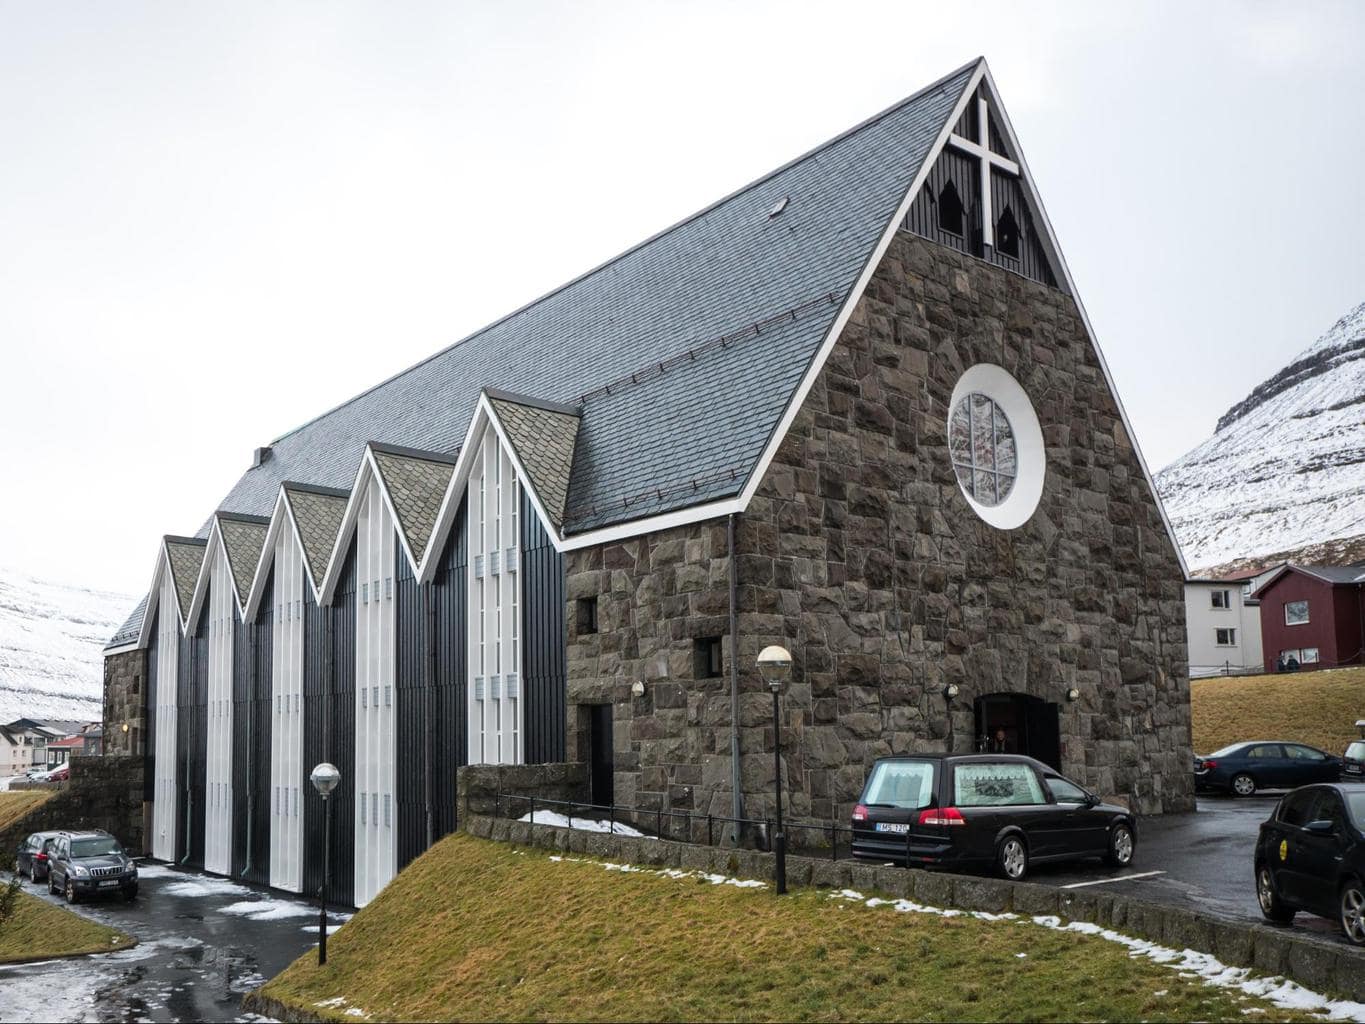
xmin=1279 ymin=839 xmax=1288 ymax=862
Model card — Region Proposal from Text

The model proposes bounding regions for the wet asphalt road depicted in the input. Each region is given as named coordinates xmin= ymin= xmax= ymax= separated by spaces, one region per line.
xmin=0 ymin=863 xmax=343 ymax=1023
xmin=1031 ymin=793 xmax=1353 ymax=946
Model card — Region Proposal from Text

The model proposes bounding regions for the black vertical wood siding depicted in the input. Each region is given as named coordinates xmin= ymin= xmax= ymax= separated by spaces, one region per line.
xmin=522 ymin=491 xmax=566 ymax=764
xmin=231 ymin=610 xmax=252 ymax=879
xmin=176 ymin=599 xmax=208 ymax=869
xmin=904 ymin=85 xmax=1058 ymax=289
xmin=324 ymin=544 xmax=357 ymax=907
xmin=302 ymin=580 xmax=328 ymax=898
xmin=430 ymin=497 xmax=467 ymax=840
xmin=244 ymin=570 xmax=274 ymax=886
xmin=395 ymin=542 xmax=425 ymax=870
xmin=144 ymin=609 xmax=158 ymax=804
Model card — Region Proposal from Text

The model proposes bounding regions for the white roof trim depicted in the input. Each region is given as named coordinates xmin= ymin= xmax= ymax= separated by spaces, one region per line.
xmin=103 ymin=641 xmax=140 ymax=657
xmin=243 ymin=489 xmax=311 ymax=621
xmin=134 ymin=544 xmax=170 ymax=649
xmin=183 ymin=523 xmax=226 ymax=632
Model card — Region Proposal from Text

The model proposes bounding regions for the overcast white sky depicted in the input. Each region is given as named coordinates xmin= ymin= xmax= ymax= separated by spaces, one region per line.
xmin=1 ymin=1 xmax=1361 ymax=598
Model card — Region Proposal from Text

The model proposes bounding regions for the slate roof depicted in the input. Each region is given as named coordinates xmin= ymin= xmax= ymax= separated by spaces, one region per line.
xmin=370 ymin=445 xmax=459 ymax=565
xmin=488 ymin=391 xmax=581 ymax=529
xmin=1292 ymin=565 xmax=1365 ymax=585
xmin=116 ymin=60 xmax=980 ymax=644
xmin=164 ymin=538 xmax=207 ymax=625
xmin=218 ymin=514 xmax=270 ymax=604
xmin=106 ymin=593 xmax=148 ymax=650
xmin=282 ymin=483 xmax=351 ymax=588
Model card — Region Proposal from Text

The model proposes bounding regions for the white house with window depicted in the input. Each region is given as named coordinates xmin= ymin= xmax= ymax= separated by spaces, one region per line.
xmin=1184 ymin=573 xmax=1265 ymax=677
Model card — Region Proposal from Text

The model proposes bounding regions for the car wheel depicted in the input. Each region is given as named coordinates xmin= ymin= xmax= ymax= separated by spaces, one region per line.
xmin=1257 ymin=864 xmax=1295 ymax=925
xmin=65 ymin=878 xmax=78 ymax=905
xmin=1340 ymin=879 xmax=1365 ymax=946
xmin=996 ymin=835 xmax=1029 ymax=881
xmin=28 ymin=864 xmax=37 ymax=884
xmin=1232 ymin=773 xmax=1256 ymax=797
xmin=1106 ymin=823 xmax=1136 ymax=867
xmin=124 ymin=887 xmax=138 ymax=902
xmin=47 ymin=873 xmax=56 ymax=896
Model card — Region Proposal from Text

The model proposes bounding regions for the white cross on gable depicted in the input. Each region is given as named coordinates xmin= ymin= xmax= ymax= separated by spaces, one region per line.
xmin=947 ymin=95 xmax=1020 ymax=249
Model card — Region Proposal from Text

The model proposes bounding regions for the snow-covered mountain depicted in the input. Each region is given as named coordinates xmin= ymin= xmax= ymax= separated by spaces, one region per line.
xmin=0 ymin=566 xmax=136 ymax=723
xmin=1157 ymin=302 xmax=1365 ymax=574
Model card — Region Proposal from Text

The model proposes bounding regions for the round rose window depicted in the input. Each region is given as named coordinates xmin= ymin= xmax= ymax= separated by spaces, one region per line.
xmin=948 ymin=393 xmax=1016 ymax=506
xmin=946 ymin=364 xmax=1045 ymax=530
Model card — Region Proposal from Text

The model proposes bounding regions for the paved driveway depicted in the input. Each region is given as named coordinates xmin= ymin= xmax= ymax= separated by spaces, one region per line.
xmin=0 ymin=863 xmax=343 ymax=1023
xmin=1030 ymin=794 xmax=1350 ymax=945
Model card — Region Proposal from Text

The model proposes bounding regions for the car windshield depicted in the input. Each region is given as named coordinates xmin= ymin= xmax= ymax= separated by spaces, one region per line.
xmin=1347 ymin=742 xmax=1365 ymax=760
xmin=1206 ymin=744 xmax=1245 ymax=758
xmin=862 ymin=761 xmax=936 ymax=809
xmin=70 ymin=838 xmax=122 ymax=858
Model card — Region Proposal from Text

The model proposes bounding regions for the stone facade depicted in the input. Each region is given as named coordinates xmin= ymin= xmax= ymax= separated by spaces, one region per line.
xmin=102 ymin=648 xmax=147 ymax=758
xmin=0 ymin=755 xmax=146 ymax=856
xmin=565 ymin=230 xmax=1192 ymax=820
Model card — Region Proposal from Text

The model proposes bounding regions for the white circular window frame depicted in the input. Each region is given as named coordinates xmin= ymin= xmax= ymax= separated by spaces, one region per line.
xmin=948 ymin=364 xmax=1045 ymax=530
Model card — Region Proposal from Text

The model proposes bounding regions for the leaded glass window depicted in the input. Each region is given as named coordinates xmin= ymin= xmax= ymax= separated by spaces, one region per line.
xmin=949 ymin=392 xmax=1017 ymax=506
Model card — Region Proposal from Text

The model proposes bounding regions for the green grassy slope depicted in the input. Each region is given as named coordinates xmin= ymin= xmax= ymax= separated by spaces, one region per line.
xmin=0 ymin=889 xmax=134 ymax=963
xmin=1192 ymin=666 xmax=1365 ymax=755
xmin=256 ymin=833 xmax=1320 ymax=1023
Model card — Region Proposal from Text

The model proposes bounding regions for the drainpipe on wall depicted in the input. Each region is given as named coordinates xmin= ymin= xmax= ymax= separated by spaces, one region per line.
xmin=423 ymin=580 xmax=436 ymax=849
xmin=728 ymin=513 xmax=744 ymax=843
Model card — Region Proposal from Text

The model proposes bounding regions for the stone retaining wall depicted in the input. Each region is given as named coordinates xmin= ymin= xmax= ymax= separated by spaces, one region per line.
xmin=456 ymin=763 xmax=589 ymax=821
xmin=1 ymin=755 xmax=145 ymax=857
xmin=461 ymin=812 xmax=1365 ymax=1002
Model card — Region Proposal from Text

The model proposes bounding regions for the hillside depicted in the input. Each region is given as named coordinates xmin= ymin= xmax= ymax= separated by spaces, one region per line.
xmin=1157 ymin=301 xmax=1365 ymax=573
xmin=0 ymin=566 xmax=135 ymax=723
xmin=1191 ymin=666 xmax=1365 ymax=757
xmin=252 ymin=833 xmax=1323 ymax=1023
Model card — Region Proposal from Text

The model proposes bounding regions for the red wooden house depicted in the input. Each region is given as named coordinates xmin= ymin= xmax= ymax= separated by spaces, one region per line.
xmin=1256 ymin=565 xmax=1365 ymax=672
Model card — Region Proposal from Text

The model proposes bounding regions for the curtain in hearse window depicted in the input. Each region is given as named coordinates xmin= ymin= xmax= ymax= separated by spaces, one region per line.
xmin=863 ymin=761 xmax=936 ymax=809
xmin=953 ymin=763 xmax=1046 ymax=806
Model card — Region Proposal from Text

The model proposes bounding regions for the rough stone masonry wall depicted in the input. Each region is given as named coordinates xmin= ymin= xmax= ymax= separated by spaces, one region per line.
xmin=103 ymin=648 xmax=148 ymax=757
xmin=1 ymin=755 xmax=146 ymax=856
xmin=565 ymin=230 xmax=1192 ymax=822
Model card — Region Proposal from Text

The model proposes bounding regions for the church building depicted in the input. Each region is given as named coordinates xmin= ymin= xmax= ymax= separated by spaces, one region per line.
xmin=102 ymin=58 xmax=1193 ymax=907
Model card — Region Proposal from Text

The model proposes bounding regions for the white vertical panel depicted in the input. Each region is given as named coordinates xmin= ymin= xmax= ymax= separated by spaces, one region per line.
xmin=152 ymin=567 xmax=180 ymax=862
xmin=269 ymin=527 xmax=304 ymax=892
xmin=467 ymin=429 xmax=522 ymax=766
xmin=204 ymin=542 xmax=235 ymax=875
xmin=354 ymin=472 xmax=397 ymax=907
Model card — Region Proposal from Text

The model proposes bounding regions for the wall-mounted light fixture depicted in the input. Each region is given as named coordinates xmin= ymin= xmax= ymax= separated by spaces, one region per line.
xmin=631 ymin=680 xmax=646 ymax=698
xmin=121 ymin=722 xmax=130 ymax=733
xmin=942 ymin=683 xmax=960 ymax=701
xmin=1066 ymin=687 xmax=1081 ymax=702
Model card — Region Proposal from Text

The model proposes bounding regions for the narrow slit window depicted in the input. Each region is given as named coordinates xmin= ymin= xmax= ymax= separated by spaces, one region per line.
xmin=937 ymin=180 xmax=965 ymax=236
xmin=577 ymin=597 xmax=599 ymax=635
xmin=693 ymin=636 xmax=724 ymax=679
xmin=995 ymin=205 xmax=1020 ymax=258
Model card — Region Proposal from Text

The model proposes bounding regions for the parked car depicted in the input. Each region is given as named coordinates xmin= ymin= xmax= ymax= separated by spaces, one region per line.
xmin=13 ymin=831 xmax=59 ymax=882
xmin=850 ymin=753 xmax=1136 ymax=881
xmin=1193 ymin=742 xmax=1342 ymax=796
xmin=1255 ymin=783 xmax=1365 ymax=945
xmin=45 ymin=831 xmax=138 ymax=903
xmin=1342 ymin=740 xmax=1365 ymax=781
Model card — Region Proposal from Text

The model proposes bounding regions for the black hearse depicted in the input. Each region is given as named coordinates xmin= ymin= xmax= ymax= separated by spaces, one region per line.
xmin=851 ymin=754 xmax=1137 ymax=881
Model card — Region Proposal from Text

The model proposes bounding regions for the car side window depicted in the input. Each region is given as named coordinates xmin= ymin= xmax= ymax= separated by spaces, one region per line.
xmin=1044 ymin=775 xmax=1089 ymax=803
xmin=1308 ymin=792 xmax=1346 ymax=832
xmin=1247 ymin=745 xmax=1283 ymax=759
xmin=953 ymin=762 xmax=1047 ymax=807
xmin=1279 ymin=790 xmax=1316 ymax=826
xmin=1286 ymin=745 xmax=1325 ymax=761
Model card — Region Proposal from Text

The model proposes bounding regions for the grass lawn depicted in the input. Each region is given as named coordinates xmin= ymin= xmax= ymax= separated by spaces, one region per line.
xmin=0 ymin=889 xmax=134 ymax=963
xmin=1192 ymin=665 xmax=1365 ymax=755
xmin=0 ymin=790 xmax=53 ymax=834
xmin=258 ymin=834 xmax=1324 ymax=1023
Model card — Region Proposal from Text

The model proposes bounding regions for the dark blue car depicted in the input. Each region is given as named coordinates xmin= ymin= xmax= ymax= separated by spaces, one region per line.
xmin=1195 ymin=741 xmax=1341 ymax=796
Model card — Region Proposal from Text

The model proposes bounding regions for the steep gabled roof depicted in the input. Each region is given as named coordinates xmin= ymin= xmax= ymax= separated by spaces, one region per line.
xmin=486 ymin=390 xmax=581 ymax=530
xmin=105 ymin=593 xmax=147 ymax=651
xmin=218 ymin=513 xmax=270 ymax=610
xmin=163 ymin=537 xmax=206 ymax=628
xmin=281 ymin=482 xmax=350 ymax=589
xmin=202 ymin=60 xmax=977 ymax=533
xmin=369 ymin=444 xmax=459 ymax=566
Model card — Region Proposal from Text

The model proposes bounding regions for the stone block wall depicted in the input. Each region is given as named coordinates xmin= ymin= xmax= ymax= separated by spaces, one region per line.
xmin=457 ymin=762 xmax=588 ymax=820
xmin=0 ymin=754 xmax=146 ymax=856
xmin=103 ymin=648 xmax=148 ymax=757
xmin=565 ymin=230 xmax=1192 ymax=822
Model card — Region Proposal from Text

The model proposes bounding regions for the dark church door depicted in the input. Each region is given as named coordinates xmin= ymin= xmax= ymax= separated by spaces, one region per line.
xmin=974 ymin=693 xmax=1061 ymax=770
xmin=589 ymin=704 xmax=614 ymax=808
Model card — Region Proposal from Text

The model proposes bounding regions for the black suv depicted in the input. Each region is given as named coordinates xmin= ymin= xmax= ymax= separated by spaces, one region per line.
xmin=45 ymin=831 xmax=138 ymax=903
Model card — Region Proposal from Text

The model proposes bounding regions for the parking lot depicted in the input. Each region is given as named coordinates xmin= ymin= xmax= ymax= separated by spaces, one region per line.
xmin=0 ymin=862 xmax=334 ymax=1023
xmin=1030 ymin=793 xmax=1348 ymax=944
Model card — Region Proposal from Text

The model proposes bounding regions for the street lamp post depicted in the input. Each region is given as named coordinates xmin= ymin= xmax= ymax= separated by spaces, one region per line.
xmin=757 ymin=645 xmax=792 ymax=895
xmin=310 ymin=762 xmax=341 ymax=965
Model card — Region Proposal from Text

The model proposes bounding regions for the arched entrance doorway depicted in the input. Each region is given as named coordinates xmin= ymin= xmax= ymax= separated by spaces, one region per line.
xmin=974 ymin=693 xmax=1061 ymax=770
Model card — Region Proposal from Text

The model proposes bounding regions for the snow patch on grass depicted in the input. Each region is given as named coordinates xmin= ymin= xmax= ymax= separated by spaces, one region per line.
xmin=547 ymin=852 xmax=767 ymax=889
xmin=518 ymin=810 xmax=650 ymax=836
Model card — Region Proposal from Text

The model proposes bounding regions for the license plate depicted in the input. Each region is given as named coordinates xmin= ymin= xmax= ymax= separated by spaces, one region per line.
xmin=874 ymin=822 xmax=910 ymax=834
xmin=98 ymin=880 xmax=119 ymax=888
